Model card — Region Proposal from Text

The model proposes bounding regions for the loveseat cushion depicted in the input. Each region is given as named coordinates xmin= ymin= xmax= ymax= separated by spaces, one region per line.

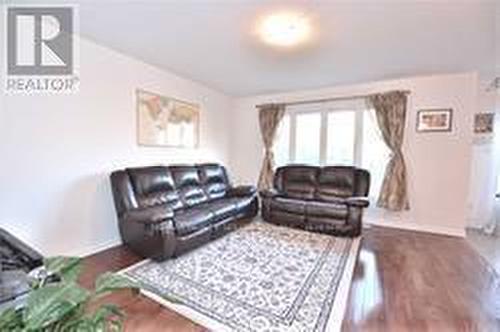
xmin=275 ymin=166 xmax=318 ymax=200
xmin=271 ymin=197 xmax=306 ymax=214
xmin=305 ymin=201 xmax=348 ymax=220
xmin=316 ymin=166 xmax=357 ymax=201
xmin=173 ymin=206 xmax=215 ymax=236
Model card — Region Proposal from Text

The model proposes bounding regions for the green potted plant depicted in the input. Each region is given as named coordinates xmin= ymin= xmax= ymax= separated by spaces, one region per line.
xmin=0 ymin=256 xmax=139 ymax=331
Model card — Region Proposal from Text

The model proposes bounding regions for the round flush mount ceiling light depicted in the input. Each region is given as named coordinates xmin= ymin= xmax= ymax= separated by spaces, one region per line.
xmin=258 ymin=12 xmax=311 ymax=47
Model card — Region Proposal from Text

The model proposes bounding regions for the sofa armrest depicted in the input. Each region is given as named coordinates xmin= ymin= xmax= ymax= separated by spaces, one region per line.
xmin=227 ymin=185 xmax=257 ymax=197
xmin=123 ymin=205 xmax=174 ymax=225
xmin=345 ymin=197 xmax=370 ymax=208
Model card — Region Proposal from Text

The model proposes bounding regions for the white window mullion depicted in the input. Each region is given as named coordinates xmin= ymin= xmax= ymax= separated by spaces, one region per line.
xmin=319 ymin=110 xmax=328 ymax=165
xmin=354 ymin=110 xmax=364 ymax=167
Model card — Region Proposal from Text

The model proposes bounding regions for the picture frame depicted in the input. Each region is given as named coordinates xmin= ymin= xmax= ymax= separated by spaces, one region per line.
xmin=416 ymin=109 xmax=453 ymax=133
xmin=136 ymin=89 xmax=200 ymax=148
xmin=474 ymin=112 xmax=494 ymax=134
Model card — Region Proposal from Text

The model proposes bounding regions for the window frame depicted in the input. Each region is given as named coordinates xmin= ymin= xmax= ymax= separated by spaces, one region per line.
xmin=281 ymin=104 xmax=366 ymax=167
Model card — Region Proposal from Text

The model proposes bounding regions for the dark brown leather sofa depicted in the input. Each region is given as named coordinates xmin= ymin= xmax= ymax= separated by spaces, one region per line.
xmin=110 ymin=164 xmax=258 ymax=261
xmin=260 ymin=165 xmax=370 ymax=237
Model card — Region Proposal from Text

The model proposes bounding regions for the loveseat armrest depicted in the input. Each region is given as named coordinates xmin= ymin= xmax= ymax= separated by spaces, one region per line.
xmin=227 ymin=185 xmax=257 ymax=197
xmin=123 ymin=205 xmax=174 ymax=225
xmin=345 ymin=197 xmax=370 ymax=208
xmin=259 ymin=189 xmax=280 ymax=199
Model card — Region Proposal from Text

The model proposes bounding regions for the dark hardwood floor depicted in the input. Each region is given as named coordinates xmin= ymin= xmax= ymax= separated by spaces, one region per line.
xmin=80 ymin=225 xmax=500 ymax=331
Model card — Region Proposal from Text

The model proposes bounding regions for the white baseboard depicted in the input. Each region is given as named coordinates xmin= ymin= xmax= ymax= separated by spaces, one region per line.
xmin=64 ymin=219 xmax=465 ymax=258
xmin=365 ymin=219 xmax=466 ymax=238
xmin=67 ymin=238 xmax=122 ymax=258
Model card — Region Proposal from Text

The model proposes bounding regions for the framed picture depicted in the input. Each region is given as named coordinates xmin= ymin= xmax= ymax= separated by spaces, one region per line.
xmin=416 ymin=109 xmax=453 ymax=132
xmin=474 ymin=112 xmax=494 ymax=134
xmin=136 ymin=89 xmax=200 ymax=148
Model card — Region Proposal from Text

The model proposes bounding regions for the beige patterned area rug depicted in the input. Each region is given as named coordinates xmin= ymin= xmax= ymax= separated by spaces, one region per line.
xmin=121 ymin=221 xmax=361 ymax=332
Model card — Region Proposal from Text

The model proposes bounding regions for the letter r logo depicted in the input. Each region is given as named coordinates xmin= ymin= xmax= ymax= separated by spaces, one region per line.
xmin=7 ymin=7 xmax=73 ymax=75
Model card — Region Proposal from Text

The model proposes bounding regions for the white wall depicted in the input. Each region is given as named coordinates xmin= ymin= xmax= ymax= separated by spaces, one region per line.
xmin=467 ymin=2 xmax=500 ymax=231
xmin=0 ymin=34 xmax=234 ymax=256
xmin=230 ymin=73 xmax=477 ymax=236
xmin=467 ymin=80 xmax=498 ymax=231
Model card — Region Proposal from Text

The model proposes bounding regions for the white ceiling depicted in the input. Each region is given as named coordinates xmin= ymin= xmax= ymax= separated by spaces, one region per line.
xmin=36 ymin=0 xmax=500 ymax=96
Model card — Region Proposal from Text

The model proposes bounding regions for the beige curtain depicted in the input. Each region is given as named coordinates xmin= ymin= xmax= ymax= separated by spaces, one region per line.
xmin=257 ymin=104 xmax=286 ymax=190
xmin=367 ymin=91 xmax=410 ymax=211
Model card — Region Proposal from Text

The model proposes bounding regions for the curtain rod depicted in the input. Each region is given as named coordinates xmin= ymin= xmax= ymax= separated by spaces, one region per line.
xmin=255 ymin=90 xmax=411 ymax=109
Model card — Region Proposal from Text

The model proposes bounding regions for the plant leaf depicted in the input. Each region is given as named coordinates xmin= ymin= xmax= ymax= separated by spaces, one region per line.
xmin=0 ymin=307 xmax=24 ymax=331
xmin=23 ymin=281 xmax=89 ymax=330
xmin=107 ymin=318 xmax=123 ymax=332
xmin=91 ymin=304 xmax=124 ymax=332
xmin=93 ymin=304 xmax=123 ymax=322
xmin=59 ymin=315 xmax=94 ymax=332
xmin=94 ymin=273 xmax=139 ymax=297
xmin=44 ymin=256 xmax=82 ymax=282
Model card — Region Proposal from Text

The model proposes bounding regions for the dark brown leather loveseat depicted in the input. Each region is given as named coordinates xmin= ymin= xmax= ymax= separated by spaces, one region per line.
xmin=110 ymin=164 xmax=258 ymax=261
xmin=260 ymin=165 xmax=370 ymax=237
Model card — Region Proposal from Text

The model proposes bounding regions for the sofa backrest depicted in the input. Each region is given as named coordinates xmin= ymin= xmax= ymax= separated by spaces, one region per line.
xmin=274 ymin=165 xmax=370 ymax=201
xmin=353 ymin=168 xmax=371 ymax=197
xmin=169 ymin=165 xmax=209 ymax=207
xmin=197 ymin=163 xmax=230 ymax=200
xmin=110 ymin=163 xmax=232 ymax=215
xmin=127 ymin=166 xmax=184 ymax=211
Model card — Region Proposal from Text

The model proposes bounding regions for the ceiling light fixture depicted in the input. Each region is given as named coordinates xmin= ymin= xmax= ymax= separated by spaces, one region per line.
xmin=258 ymin=12 xmax=311 ymax=47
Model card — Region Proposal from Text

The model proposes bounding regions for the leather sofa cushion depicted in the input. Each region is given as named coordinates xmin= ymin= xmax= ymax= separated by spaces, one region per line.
xmin=127 ymin=166 xmax=183 ymax=209
xmin=278 ymin=166 xmax=318 ymax=200
xmin=271 ymin=197 xmax=306 ymax=214
xmin=128 ymin=166 xmax=174 ymax=195
xmin=306 ymin=201 xmax=348 ymax=219
xmin=206 ymin=199 xmax=238 ymax=222
xmin=173 ymin=206 xmax=215 ymax=236
xmin=198 ymin=164 xmax=229 ymax=200
xmin=227 ymin=185 xmax=256 ymax=197
xmin=137 ymin=191 xmax=184 ymax=210
xmin=316 ymin=166 xmax=356 ymax=200
xmin=170 ymin=165 xmax=208 ymax=207
xmin=229 ymin=197 xmax=254 ymax=211
xmin=123 ymin=204 xmax=174 ymax=225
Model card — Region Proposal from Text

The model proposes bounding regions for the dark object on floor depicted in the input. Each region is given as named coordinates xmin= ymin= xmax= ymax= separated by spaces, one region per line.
xmin=110 ymin=164 xmax=258 ymax=261
xmin=260 ymin=165 xmax=370 ymax=237
xmin=0 ymin=228 xmax=44 ymax=310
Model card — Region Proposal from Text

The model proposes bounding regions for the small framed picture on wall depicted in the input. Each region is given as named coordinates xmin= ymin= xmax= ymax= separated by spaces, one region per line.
xmin=416 ymin=109 xmax=453 ymax=133
xmin=474 ymin=112 xmax=494 ymax=134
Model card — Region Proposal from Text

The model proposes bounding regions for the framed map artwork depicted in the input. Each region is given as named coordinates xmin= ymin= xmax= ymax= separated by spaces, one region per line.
xmin=136 ymin=89 xmax=200 ymax=148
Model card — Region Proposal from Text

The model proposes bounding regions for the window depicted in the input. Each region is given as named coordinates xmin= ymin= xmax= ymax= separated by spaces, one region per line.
xmin=273 ymin=100 xmax=390 ymax=199
xmin=295 ymin=112 xmax=321 ymax=164
xmin=274 ymin=115 xmax=290 ymax=167
xmin=326 ymin=111 xmax=356 ymax=165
